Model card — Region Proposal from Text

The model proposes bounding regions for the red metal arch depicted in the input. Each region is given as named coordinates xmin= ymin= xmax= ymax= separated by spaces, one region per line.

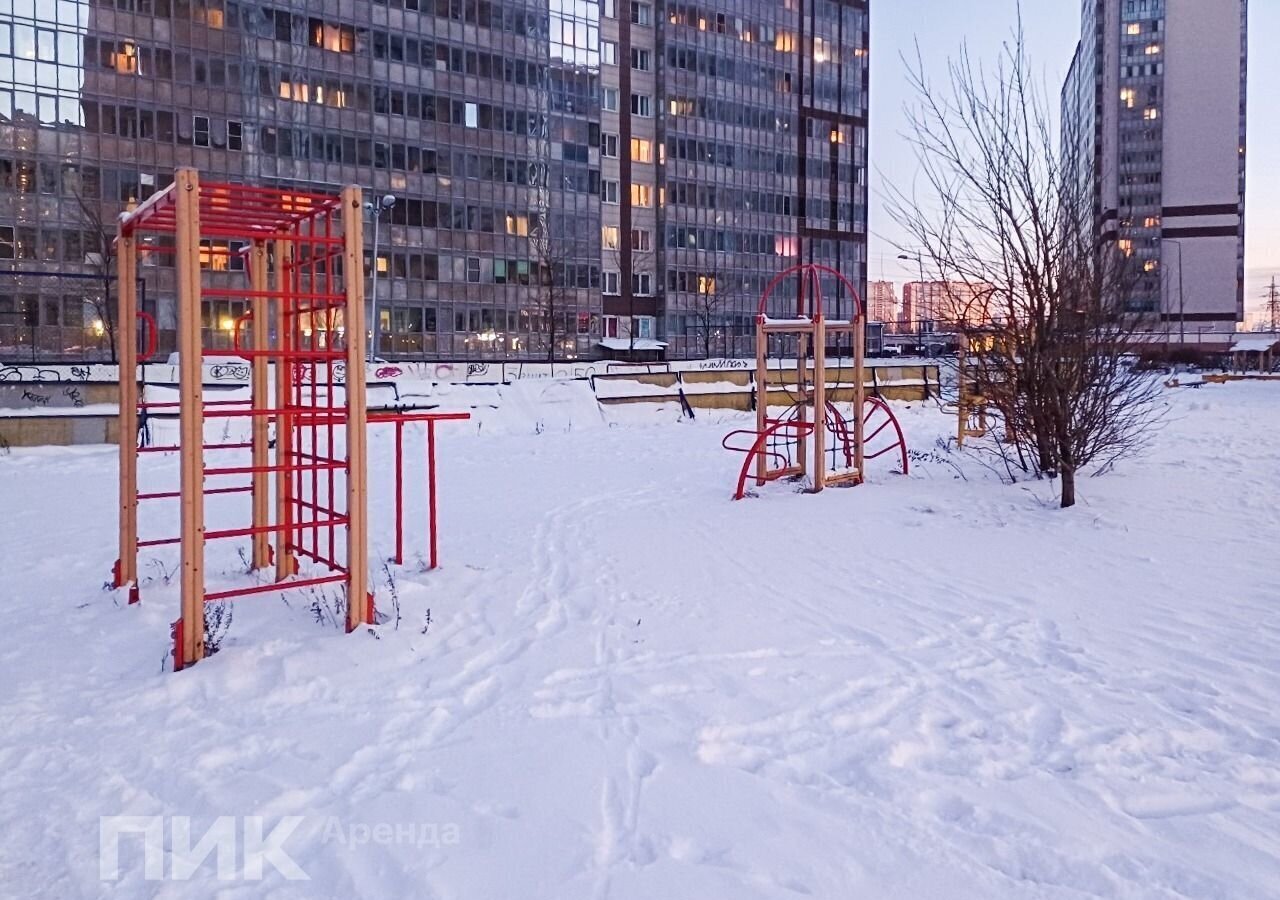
xmin=757 ymin=262 xmax=866 ymax=321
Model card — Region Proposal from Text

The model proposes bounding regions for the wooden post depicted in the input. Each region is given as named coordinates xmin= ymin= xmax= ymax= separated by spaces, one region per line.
xmin=795 ymin=332 xmax=808 ymax=481
xmin=342 ymin=186 xmax=370 ymax=631
xmin=175 ymin=167 xmax=205 ymax=666
xmin=811 ymin=317 xmax=827 ymax=492
xmin=249 ymin=240 xmax=271 ymax=568
xmin=273 ymin=235 xmax=297 ymax=581
xmin=116 ymin=218 xmax=138 ymax=591
xmin=754 ymin=315 xmax=767 ymax=486
xmin=853 ymin=309 xmax=866 ymax=479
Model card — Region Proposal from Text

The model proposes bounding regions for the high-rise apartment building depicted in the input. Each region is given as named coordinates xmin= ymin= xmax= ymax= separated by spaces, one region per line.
xmin=866 ymin=279 xmax=896 ymax=325
xmin=902 ymin=280 xmax=990 ymax=332
xmin=1062 ymin=0 xmax=1247 ymax=334
xmin=0 ymin=0 xmax=868 ymax=362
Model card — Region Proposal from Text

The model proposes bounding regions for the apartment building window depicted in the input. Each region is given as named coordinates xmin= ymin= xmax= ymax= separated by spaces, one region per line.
xmin=632 ymin=272 xmax=653 ymax=295
xmin=602 ymin=88 xmax=618 ymax=111
xmin=193 ymin=115 xmax=210 ymax=147
xmin=603 ymin=272 xmax=621 ymax=296
xmin=601 ymin=133 xmax=619 ymax=158
xmin=631 ymin=48 xmax=651 ymax=71
xmin=1120 ymin=88 xmax=1136 ymax=108
xmin=633 ymin=315 xmax=654 ymax=338
xmin=603 ymin=0 xmax=616 ymax=17
xmin=630 ymin=94 xmax=652 ymax=117
xmin=602 ymin=40 xmax=617 ymax=65
xmin=466 ymin=257 xmax=481 ymax=283
xmin=602 ymin=180 xmax=619 ymax=203
xmin=630 ymin=184 xmax=653 ymax=207
xmin=603 ymin=314 xmax=620 ymax=336
xmin=228 ymin=121 xmax=243 ymax=151
xmin=602 ymin=225 xmax=620 ymax=249
xmin=1143 ymin=107 xmax=1159 ymax=121
xmin=630 ymin=2 xmax=652 ymax=26
xmin=505 ymin=213 xmax=529 ymax=235
xmin=630 ymin=228 xmax=651 ymax=251
xmin=630 ymin=138 xmax=652 ymax=163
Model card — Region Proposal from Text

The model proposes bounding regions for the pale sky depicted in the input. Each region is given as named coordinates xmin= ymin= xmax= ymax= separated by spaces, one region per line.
xmin=869 ymin=1 xmax=1278 ymax=314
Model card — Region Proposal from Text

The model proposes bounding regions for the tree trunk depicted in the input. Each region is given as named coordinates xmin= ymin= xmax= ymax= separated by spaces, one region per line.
xmin=1060 ymin=465 xmax=1076 ymax=509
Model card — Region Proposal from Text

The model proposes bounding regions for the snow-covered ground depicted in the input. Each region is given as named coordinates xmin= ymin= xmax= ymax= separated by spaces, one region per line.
xmin=1 ymin=384 xmax=1278 ymax=898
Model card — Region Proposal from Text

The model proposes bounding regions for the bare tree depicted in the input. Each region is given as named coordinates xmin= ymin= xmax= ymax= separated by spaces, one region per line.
xmin=887 ymin=20 xmax=1162 ymax=508
xmin=690 ymin=267 xmax=736 ymax=359
xmin=74 ymin=191 xmax=119 ymax=364
xmin=530 ymin=216 xmax=575 ymax=363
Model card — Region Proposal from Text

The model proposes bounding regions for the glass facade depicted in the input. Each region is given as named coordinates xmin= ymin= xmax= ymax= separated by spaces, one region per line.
xmin=0 ymin=0 xmax=869 ymax=361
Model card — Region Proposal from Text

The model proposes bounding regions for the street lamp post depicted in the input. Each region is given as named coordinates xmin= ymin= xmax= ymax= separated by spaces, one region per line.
xmin=365 ymin=193 xmax=396 ymax=359
xmin=1160 ymin=238 xmax=1184 ymax=351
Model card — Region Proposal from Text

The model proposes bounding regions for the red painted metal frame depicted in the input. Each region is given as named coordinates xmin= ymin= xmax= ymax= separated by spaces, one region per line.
xmin=118 ymin=179 xmax=359 ymax=667
xmin=368 ymin=411 xmax=472 ymax=570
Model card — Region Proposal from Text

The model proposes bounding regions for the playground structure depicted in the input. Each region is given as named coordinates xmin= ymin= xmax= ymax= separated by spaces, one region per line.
xmin=722 ymin=263 xmax=908 ymax=499
xmin=955 ymin=338 xmax=988 ymax=447
xmin=113 ymin=169 xmax=466 ymax=671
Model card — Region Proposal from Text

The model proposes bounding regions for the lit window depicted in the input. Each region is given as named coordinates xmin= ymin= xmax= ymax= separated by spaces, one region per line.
xmin=602 ymin=225 xmax=620 ymax=249
xmin=630 ymin=184 xmax=653 ymax=207
xmin=1145 ymin=43 xmax=1161 ymax=55
xmin=1120 ymin=88 xmax=1136 ymax=108
xmin=775 ymin=31 xmax=795 ymax=52
xmin=630 ymin=138 xmax=652 ymax=163
xmin=113 ymin=42 xmax=138 ymax=74
xmin=1126 ymin=23 xmax=1141 ymax=35
xmin=1143 ymin=107 xmax=1159 ymax=121
xmin=505 ymin=213 xmax=529 ymax=236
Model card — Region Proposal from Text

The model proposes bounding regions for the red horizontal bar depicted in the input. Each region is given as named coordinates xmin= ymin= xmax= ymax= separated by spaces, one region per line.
xmin=139 ymin=442 xmax=254 ymax=454
xmin=202 ymin=349 xmax=346 ymax=360
xmin=368 ymin=413 xmax=472 ymax=424
xmin=204 ymin=573 xmax=346 ymax=603
xmin=203 ymin=288 xmax=346 ymax=300
xmin=294 ymin=546 xmax=349 ymax=573
xmin=205 ymin=461 xmax=346 ymax=476
xmin=137 ymin=484 xmax=253 ymax=501
xmin=203 ymin=408 xmax=346 ymax=420
xmin=206 ymin=517 xmax=346 ymax=541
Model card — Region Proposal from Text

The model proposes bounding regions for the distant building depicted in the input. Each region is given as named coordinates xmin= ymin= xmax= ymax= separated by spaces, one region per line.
xmin=902 ymin=281 xmax=991 ymax=332
xmin=1061 ymin=0 xmax=1247 ymax=333
xmin=867 ymin=280 xmax=898 ymax=327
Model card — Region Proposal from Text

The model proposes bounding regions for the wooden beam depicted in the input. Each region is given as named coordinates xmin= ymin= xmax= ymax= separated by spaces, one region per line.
xmin=754 ymin=315 xmax=767 ymax=487
xmin=342 ymin=186 xmax=370 ymax=631
xmin=853 ymin=315 xmax=865 ymax=476
xmin=249 ymin=240 xmax=271 ymax=568
xmin=174 ymin=167 xmax=205 ymax=666
xmin=116 ymin=218 xmax=138 ymax=591
xmin=811 ymin=316 xmax=827 ymax=492
xmin=273 ymin=236 xmax=297 ymax=581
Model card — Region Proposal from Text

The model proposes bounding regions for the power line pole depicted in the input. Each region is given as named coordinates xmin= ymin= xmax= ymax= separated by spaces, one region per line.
xmin=1266 ymin=277 xmax=1279 ymax=333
